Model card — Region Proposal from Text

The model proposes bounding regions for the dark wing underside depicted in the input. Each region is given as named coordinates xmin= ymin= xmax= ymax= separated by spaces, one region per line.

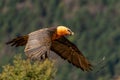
xmin=51 ymin=37 xmax=92 ymax=71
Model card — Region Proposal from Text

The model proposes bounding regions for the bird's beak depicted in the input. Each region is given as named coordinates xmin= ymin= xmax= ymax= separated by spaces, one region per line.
xmin=67 ymin=29 xmax=74 ymax=36
xmin=71 ymin=32 xmax=74 ymax=35
xmin=69 ymin=31 xmax=74 ymax=36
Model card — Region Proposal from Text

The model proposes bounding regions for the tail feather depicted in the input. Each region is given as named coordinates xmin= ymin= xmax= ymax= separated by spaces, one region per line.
xmin=6 ymin=35 xmax=28 ymax=47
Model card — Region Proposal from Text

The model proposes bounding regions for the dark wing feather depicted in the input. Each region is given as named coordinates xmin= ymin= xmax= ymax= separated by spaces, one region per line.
xmin=24 ymin=29 xmax=51 ymax=60
xmin=6 ymin=35 xmax=28 ymax=47
xmin=51 ymin=37 xmax=92 ymax=71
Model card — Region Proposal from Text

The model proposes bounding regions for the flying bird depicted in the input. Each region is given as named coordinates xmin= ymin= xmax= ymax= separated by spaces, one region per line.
xmin=6 ymin=26 xmax=92 ymax=71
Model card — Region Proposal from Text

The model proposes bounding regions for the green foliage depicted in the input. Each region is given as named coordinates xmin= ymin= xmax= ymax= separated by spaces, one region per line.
xmin=0 ymin=55 xmax=56 ymax=80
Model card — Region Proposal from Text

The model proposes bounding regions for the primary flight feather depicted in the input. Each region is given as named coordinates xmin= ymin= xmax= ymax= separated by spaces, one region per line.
xmin=6 ymin=26 xmax=92 ymax=71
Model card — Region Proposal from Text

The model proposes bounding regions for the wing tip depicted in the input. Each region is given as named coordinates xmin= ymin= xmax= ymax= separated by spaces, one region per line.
xmin=82 ymin=64 xmax=93 ymax=72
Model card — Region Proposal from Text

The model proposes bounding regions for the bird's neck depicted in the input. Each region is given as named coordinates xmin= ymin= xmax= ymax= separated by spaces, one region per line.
xmin=52 ymin=32 xmax=62 ymax=40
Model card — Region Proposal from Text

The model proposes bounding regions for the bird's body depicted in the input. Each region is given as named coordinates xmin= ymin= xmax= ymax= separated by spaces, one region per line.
xmin=6 ymin=26 xmax=92 ymax=71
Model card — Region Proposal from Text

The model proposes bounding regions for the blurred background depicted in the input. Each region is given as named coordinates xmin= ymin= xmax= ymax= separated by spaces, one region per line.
xmin=0 ymin=0 xmax=120 ymax=80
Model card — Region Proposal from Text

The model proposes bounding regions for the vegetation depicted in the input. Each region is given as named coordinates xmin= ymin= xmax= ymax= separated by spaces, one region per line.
xmin=0 ymin=55 xmax=56 ymax=80
xmin=0 ymin=0 xmax=120 ymax=80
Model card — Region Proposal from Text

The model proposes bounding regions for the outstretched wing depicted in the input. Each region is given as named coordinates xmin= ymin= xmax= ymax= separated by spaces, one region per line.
xmin=25 ymin=29 xmax=51 ymax=60
xmin=51 ymin=37 xmax=92 ymax=71
xmin=6 ymin=35 xmax=28 ymax=47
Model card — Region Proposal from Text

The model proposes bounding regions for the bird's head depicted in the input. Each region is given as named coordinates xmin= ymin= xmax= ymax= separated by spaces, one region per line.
xmin=56 ymin=26 xmax=74 ymax=36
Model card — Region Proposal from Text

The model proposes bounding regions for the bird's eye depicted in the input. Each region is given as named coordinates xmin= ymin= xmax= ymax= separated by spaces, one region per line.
xmin=67 ymin=29 xmax=71 ymax=32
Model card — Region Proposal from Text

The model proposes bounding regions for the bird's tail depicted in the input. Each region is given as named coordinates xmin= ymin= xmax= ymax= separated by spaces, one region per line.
xmin=6 ymin=35 xmax=28 ymax=47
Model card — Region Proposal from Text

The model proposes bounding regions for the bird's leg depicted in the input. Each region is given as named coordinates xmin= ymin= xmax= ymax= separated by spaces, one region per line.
xmin=41 ymin=54 xmax=46 ymax=60
xmin=45 ymin=52 xmax=48 ymax=58
xmin=41 ymin=51 xmax=49 ymax=61
xmin=44 ymin=50 xmax=51 ymax=61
